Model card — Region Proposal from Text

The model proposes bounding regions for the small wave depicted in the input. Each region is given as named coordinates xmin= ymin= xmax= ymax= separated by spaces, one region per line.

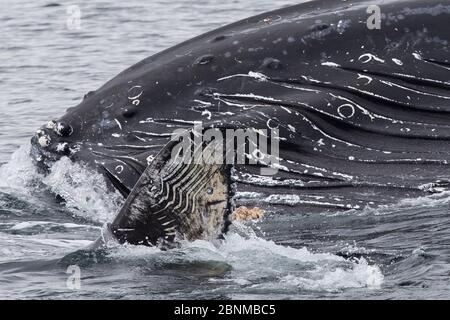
xmin=324 ymin=189 xmax=450 ymax=218
xmin=0 ymin=232 xmax=93 ymax=262
xmin=107 ymin=224 xmax=384 ymax=293
xmin=0 ymin=220 xmax=100 ymax=232
xmin=10 ymin=221 xmax=97 ymax=231
xmin=397 ymin=191 xmax=450 ymax=208
xmin=24 ymin=238 xmax=93 ymax=248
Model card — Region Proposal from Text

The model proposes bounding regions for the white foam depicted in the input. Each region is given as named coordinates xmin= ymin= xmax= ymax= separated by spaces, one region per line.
xmin=0 ymin=145 xmax=41 ymax=192
xmin=107 ymin=224 xmax=384 ymax=293
xmin=217 ymin=231 xmax=383 ymax=291
xmin=0 ymin=145 xmax=123 ymax=225
xmin=42 ymin=157 xmax=123 ymax=224
xmin=279 ymin=260 xmax=383 ymax=292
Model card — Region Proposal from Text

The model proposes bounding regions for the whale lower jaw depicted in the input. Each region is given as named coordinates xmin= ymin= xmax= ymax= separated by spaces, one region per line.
xmin=107 ymin=137 xmax=234 ymax=246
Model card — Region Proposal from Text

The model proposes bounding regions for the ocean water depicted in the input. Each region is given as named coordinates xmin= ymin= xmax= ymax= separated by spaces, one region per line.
xmin=1 ymin=0 xmax=450 ymax=300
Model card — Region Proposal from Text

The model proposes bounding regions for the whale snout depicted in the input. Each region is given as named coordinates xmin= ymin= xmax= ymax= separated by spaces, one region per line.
xmin=30 ymin=120 xmax=77 ymax=169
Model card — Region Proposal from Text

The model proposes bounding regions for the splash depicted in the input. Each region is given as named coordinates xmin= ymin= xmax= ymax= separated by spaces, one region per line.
xmin=0 ymin=144 xmax=122 ymax=224
xmin=107 ymin=223 xmax=384 ymax=293
xmin=0 ymin=145 xmax=41 ymax=192
xmin=42 ymin=157 xmax=123 ymax=224
xmin=217 ymin=231 xmax=383 ymax=292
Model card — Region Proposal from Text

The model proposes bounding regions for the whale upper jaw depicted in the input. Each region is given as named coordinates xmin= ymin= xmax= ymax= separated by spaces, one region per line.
xmin=30 ymin=118 xmax=143 ymax=194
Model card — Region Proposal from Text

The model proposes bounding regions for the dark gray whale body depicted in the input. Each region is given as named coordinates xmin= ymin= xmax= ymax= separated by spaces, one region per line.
xmin=31 ymin=0 xmax=450 ymax=246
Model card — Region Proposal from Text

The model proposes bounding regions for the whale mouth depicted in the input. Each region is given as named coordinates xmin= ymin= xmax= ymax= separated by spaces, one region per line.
xmin=31 ymin=122 xmax=235 ymax=247
xmin=108 ymin=163 xmax=233 ymax=246
xmin=107 ymin=136 xmax=235 ymax=246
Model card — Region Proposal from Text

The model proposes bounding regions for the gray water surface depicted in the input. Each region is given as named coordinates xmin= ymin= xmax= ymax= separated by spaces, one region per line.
xmin=1 ymin=0 xmax=450 ymax=300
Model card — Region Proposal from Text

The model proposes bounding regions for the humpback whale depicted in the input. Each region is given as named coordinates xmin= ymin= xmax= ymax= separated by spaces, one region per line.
xmin=30 ymin=0 xmax=450 ymax=246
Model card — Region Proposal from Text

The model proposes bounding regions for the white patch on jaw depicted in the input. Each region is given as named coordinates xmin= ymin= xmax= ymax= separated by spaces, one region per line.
xmin=201 ymin=110 xmax=212 ymax=120
xmin=281 ymin=106 xmax=292 ymax=114
xmin=127 ymin=85 xmax=143 ymax=100
xmin=114 ymin=119 xmax=123 ymax=130
xmin=56 ymin=142 xmax=68 ymax=152
xmin=115 ymin=165 xmax=124 ymax=174
xmin=69 ymin=146 xmax=80 ymax=155
xmin=46 ymin=121 xmax=56 ymax=130
xmin=193 ymin=99 xmax=212 ymax=107
xmin=217 ymin=71 xmax=268 ymax=82
xmin=287 ymin=124 xmax=296 ymax=132
xmin=266 ymin=118 xmax=279 ymax=129
xmin=321 ymin=61 xmax=340 ymax=67
xmin=112 ymin=133 xmax=121 ymax=138
xmin=337 ymin=104 xmax=355 ymax=119
xmin=358 ymin=53 xmax=385 ymax=64
xmin=357 ymin=74 xmax=373 ymax=85
xmin=248 ymin=71 xmax=268 ymax=81
xmin=38 ymin=135 xmax=51 ymax=147
xmin=146 ymin=155 xmax=155 ymax=165
xmin=55 ymin=122 xmax=66 ymax=136
xmin=413 ymin=52 xmax=423 ymax=60
xmin=392 ymin=58 xmax=403 ymax=65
